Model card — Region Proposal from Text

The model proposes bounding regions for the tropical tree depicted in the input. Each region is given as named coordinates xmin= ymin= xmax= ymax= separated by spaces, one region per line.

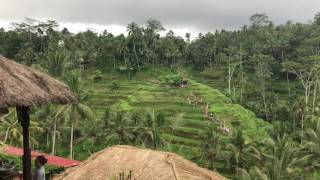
xmin=313 ymin=12 xmax=320 ymax=26
xmin=290 ymin=96 xmax=308 ymax=134
xmin=283 ymin=57 xmax=320 ymax=130
xmin=56 ymin=70 xmax=95 ymax=159
xmin=14 ymin=42 xmax=36 ymax=66
xmin=103 ymin=111 xmax=135 ymax=145
xmin=127 ymin=22 xmax=143 ymax=71
xmin=137 ymin=110 xmax=169 ymax=149
xmin=237 ymin=166 xmax=268 ymax=180
xmin=251 ymin=53 xmax=275 ymax=120
xmin=42 ymin=46 xmax=69 ymax=77
xmin=0 ymin=109 xmax=43 ymax=148
xmin=97 ymin=32 xmax=116 ymax=69
xmin=283 ymin=58 xmax=320 ymax=106
xmin=115 ymin=34 xmax=129 ymax=67
xmin=259 ymin=134 xmax=307 ymax=180
xmin=301 ymin=116 xmax=320 ymax=171
xmin=199 ymin=127 xmax=225 ymax=170
xmin=250 ymin=13 xmax=271 ymax=28
xmin=221 ymin=46 xmax=242 ymax=94
xmin=226 ymin=130 xmax=261 ymax=173
xmin=34 ymin=104 xmax=64 ymax=155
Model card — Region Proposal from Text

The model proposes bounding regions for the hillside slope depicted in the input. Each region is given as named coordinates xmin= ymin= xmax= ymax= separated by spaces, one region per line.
xmin=83 ymin=68 xmax=271 ymax=162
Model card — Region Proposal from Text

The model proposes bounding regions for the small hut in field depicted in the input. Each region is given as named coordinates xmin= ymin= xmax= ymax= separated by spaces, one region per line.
xmin=54 ymin=145 xmax=227 ymax=180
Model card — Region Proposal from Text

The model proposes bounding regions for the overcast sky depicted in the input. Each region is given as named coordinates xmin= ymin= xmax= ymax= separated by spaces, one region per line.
xmin=0 ymin=0 xmax=319 ymax=37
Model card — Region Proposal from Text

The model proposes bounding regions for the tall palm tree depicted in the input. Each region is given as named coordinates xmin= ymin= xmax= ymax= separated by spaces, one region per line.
xmin=43 ymin=48 xmax=69 ymax=77
xmin=0 ymin=110 xmax=20 ymax=144
xmin=137 ymin=110 xmax=169 ymax=150
xmin=301 ymin=116 xmax=320 ymax=171
xmin=34 ymin=105 xmax=54 ymax=152
xmin=115 ymin=35 xmax=129 ymax=67
xmin=260 ymin=134 xmax=308 ymax=180
xmin=14 ymin=42 xmax=35 ymax=66
xmin=34 ymin=105 xmax=64 ymax=155
xmin=290 ymin=96 xmax=309 ymax=135
xmin=199 ymin=127 xmax=224 ymax=170
xmin=226 ymin=130 xmax=261 ymax=173
xmin=237 ymin=125 xmax=309 ymax=180
xmin=237 ymin=166 xmax=268 ymax=180
xmin=0 ymin=109 xmax=43 ymax=147
xmin=56 ymin=71 xmax=95 ymax=159
xmin=127 ymin=22 xmax=142 ymax=70
xmin=104 ymin=111 xmax=135 ymax=145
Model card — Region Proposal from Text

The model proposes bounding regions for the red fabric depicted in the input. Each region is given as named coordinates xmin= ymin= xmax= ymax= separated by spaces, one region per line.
xmin=3 ymin=146 xmax=81 ymax=167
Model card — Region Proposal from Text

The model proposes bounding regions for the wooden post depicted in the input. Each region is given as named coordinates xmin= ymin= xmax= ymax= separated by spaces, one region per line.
xmin=17 ymin=106 xmax=31 ymax=180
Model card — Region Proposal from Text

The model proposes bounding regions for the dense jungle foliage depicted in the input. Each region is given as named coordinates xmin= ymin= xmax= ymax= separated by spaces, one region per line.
xmin=1 ymin=13 xmax=320 ymax=179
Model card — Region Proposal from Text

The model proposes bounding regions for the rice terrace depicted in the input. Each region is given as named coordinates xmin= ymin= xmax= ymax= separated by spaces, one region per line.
xmin=0 ymin=0 xmax=320 ymax=179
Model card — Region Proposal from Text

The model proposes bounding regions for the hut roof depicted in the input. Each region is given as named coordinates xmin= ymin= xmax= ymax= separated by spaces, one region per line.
xmin=0 ymin=55 xmax=76 ymax=108
xmin=54 ymin=145 xmax=228 ymax=180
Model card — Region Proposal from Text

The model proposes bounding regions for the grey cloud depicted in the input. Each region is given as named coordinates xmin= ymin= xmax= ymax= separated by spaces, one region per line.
xmin=0 ymin=0 xmax=319 ymax=33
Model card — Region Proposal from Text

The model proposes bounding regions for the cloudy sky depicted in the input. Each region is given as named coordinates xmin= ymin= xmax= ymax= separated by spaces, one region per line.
xmin=0 ymin=0 xmax=319 ymax=37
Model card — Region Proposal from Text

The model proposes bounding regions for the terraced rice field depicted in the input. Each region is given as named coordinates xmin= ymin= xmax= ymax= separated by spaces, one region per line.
xmin=83 ymin=69 xmax=270 ymax=163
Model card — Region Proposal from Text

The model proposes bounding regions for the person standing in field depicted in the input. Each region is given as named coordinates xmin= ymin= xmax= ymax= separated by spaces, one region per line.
xmin=204 ymin=103 xmax=209 ymax=117
xmin=33 ymin=155 xmax=47 ymax=180
xmin=187 ymin=96 xmax=191 ymax=105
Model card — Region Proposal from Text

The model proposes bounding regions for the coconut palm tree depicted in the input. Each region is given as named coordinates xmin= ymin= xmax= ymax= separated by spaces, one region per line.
xmin=260 ymin=134 xmax=308 ymax=180
xmin=14 ymin=42 xmax=35 ymax=66
xmin=137 ymin=110 xmax=169 ymax=150
xmin=0 ymin=109 xmax=43 ymax=147
xmin=56 ymin=70 xmax=95 ymax=159
xmin=199 ymin=127 xmax=225 ymax=170
xmin=226 ymin=130 xmax=261 ymax=173
xmin=236 ymin=124 xmax=309 ymax=180
xmin=42 ymin=47 xmax=69 ymax=77
xmin=290 ymin=96 xmax=309 ymax=135
xmin=103 ymin=111 xmax=135 ymax=145
xmin=34 ymin=105 xmax=54 ymax=152
xmin=127 ymin=22 xmax=143 ymax=70
xmin=34 ymin=104 xmax=64 ymax=155
xmin=115 ymin=35 xmax=129 ymax=67
xmin=0 ymin=110 xmax=20 ymax=144
xmin=301 ymin=116 xmax=320 ymax=171
xmin=237 ymin=166 xmax=268 ymax=180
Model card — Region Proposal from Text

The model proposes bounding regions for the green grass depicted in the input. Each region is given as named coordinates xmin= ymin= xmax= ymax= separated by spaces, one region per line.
xmin=82 ymin=67 xmax=271 ymax=162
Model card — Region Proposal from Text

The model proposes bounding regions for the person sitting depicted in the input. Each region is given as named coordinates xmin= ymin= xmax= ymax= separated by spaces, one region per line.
xmin=222 ymin=127 xmax=231 ymax=134
xmin=180 ymin=80 xmax=188 ymax=88
xmin=33 ymin=155 xmax=47 ymax=180
xmin=219 ymin=120 xmax=231 ymax=134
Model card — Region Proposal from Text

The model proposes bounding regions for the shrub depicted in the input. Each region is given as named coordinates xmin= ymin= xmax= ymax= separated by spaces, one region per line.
xmin=110 ymin=81 xmax=120 ymax=93
xmin=158 ymin=75 xmax=186 ymax=87
xmin=93 ymin=70 xmax=103 ymax=81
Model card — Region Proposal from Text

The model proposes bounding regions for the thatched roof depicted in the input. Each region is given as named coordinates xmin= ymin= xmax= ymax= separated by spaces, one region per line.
xmin=54 ymin=145 xmax=227 ymax=180
xmin=0 ymin=55 xmax=76 ymax=108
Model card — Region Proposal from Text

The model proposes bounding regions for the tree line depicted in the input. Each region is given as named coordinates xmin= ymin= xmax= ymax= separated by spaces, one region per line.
xmin=1 ymin=13 xmax=320 ymax=122
xmin=1 ymin=12 xmax=320 ymax=179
